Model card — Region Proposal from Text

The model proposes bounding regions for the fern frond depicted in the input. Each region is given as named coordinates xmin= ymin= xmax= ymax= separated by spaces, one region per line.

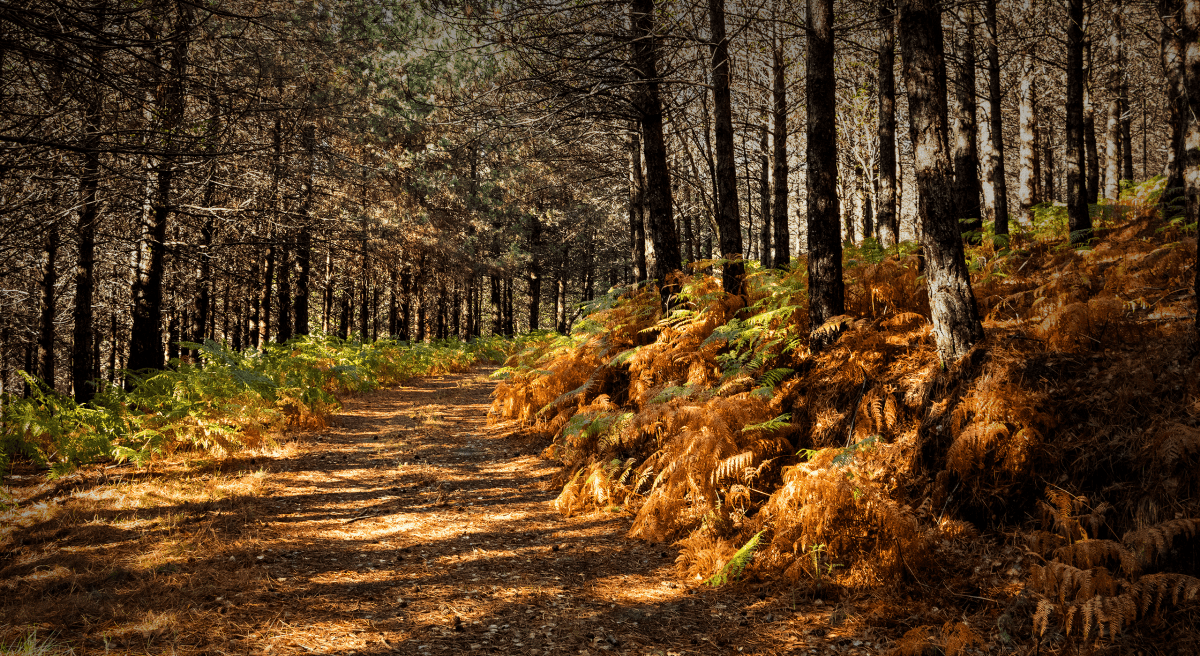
xmin=704 ymin=530 xmax=765 ymax=587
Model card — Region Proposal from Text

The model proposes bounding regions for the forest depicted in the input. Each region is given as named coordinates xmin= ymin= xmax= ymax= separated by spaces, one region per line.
xmin=1 ymin=0 xmax=1200 ymax=652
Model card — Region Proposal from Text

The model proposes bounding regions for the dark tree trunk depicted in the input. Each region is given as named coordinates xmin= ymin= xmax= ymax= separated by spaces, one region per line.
xmin=490 ymin=274 xmax=502 ymax=335
xmin=982 ymin=0 xmax=1010 ymax=235
xmin=167 ymin=312 xmax=179 ymax=363
xmin=682 ymin=183 xmax=695 ymax=265
xmin=1066 ymin=0 xmax=1091 ymax=244
xmin=759 ymin=122 xmax=772 ymax=268
xmin=806 ymin=0 xmax=844 ymax=334
xmin=400 ymin=265 xmax=412 ymax=341
xmin=556 ymin=250 xmax=568 ymax=334
xmin=249 ymin=260 xmax=261 ymax=348
xmin=504 ymin=276 xmax=515 ymax=336
xmin=322 ymin=251 xmax=333 ymax=333
xmin=128 ymin=5 xmax=190 ymax=376
xmin=452 ymin=284 xmax=462 ymax=338
xmin=772 ymin=44 xmax=791 ymax=266
xmin=73 ymin=133 xmax=99 ymax=402
xmin=952 ymin=1 xmax=982 ymax=239
xmin=1044 ymin=126 xmax=1056 ymax=202
xmin=39 ymin=224 xmax=58 ymax=388
xmin=1162 ymin=0 xmax=1187 ymax=217
xmin=898 ymin=0 xmax=986 ymax=363
xmin=372 ymin=281 xmax=381 ymax=341
xmin=877 ymin=1 xmax=899 ymax=248
xmin=527 ymin=213 xmax=541 ymax=330
xmin=388 ymin=268 xmax=398 ymax=338
xmin=277 ymin=241 xmax=293 ymax=342
xmin=708 ymin=0 xmax=744 ymax=295
xmin=629 ymin=0 xmax=682 ymax=294
xmin=294 ymin=123 xmax=316 ymax=337
xmin=338 ymin=283 xmax=351 ymax=341
xmin=261 ymin=242 xmax=274 ymax=345
xmin=628 ymin=131 xmax=648 ymax=282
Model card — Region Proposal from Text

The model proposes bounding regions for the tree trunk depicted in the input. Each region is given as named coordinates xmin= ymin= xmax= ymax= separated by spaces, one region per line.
xmin=128 ymin=5 xmax=190 ymax=376
xmin=952 ymin=1 xmax=982 ymax=239
xmin=73 ymin=124 xmax=100 ymax=401
xmin=806 ymin=0 xmax=844 ymax=334
xmin=400 ymin=265 xmax=412 ymax=341
xmin=1043 ymin=126 xmax=1055 ymax=202
xmin=980 ymin=0 xmax=1009 ymax=236
xmin=1066 ymin=0 xmax=1091 ymax=244
xmin=706 ymin=0 xmax=744 ymax=295
xmin=1017 ymin=52 xmax=1039 ymax=225
xmin=1103 ymin=98 xmax=1121 ymax=200
xmin=322 ymin=251 xmax=333 ymax=334
xmin=528 ymin=212 xmax=542 ymax=330
xmin=1183 ymin=0 xmax=1200 ymax=342
xmin=277 ymin=241 xmax=293 ymax=342
xmin=359 ymin=269 xmax=371 ymax=342
xmin=261 ymin=241 xmax=274 ymax=345
xmin=759 ymin=122 xmax=772 ymax=268
xmin=898 ymin=0 xmax=986 ymax=364
xmin=39 ymin=224 xmax=58 ymax=388
xmin=556 ymin=249 xmax=568 ymax=333
xmin=877 ymin=0 xmax=899 ymax=248
xmin=490 ymin=274 xmax=502 ymax=335
xmin=1162 ymin=0 xmax=1187 ymax=217
xmin=772 ymin=43 xmax=792 ymax=266
xmin=628 ymin=131 xmax=648 ymax=282
xmin=294 ymin=123 xmax=316 ymax=337
xmin=629 ymin=0 xmax=682 ymax=294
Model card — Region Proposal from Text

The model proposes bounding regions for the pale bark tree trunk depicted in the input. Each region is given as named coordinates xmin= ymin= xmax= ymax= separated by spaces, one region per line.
xmin=708 ymin=0 xmax=745 ymax=295
xmin=630 ymin=0 xmax=682 ymax=294
xmin=1066 ymin=0 xmax=1091 ymax=244
xmin=877 ymin=0 xmax=900 ymax=247
xmin=981 ymin=0 xmax=1009 ymax=235
xmin=759 ymin=122 xmax=772 ymax=268
xmin=952 ymin=0 xmax=982 ymax=239
xmin=1017 ymin=52 xmax=1040 ymax=225
xmin=1104 ymin=6 xmax=1124 ymax=200
xmin=628 ymin=131 xmax=648 ymax=282
xmin=807 ymin=0 xmax=844 ymax=336
xmin=898 ymin=0 xmax=986 ymax=364
xmin=1183 ymin=0 xmax=1200 ymax=342
xmin=772 ymin=43 xmax=791 ymax=266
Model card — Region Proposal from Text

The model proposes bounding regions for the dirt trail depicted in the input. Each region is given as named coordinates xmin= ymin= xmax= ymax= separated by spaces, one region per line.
xmin=1 ymin=368 xmax=877 ymax=655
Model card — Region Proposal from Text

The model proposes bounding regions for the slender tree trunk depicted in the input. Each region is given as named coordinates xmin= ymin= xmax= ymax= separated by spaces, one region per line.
xmin=504 ymin=276 xmax=515 ymax=336
xmin=1017 ymin=52 xmax=1039 ymax=225
xmin=556 ymin=249 xmax=568 ymax=333
xmin=277 ymin=240 xmax=292 ymax=342
xmin=1043 ymin=126 xmax=1056 ymax=202
xmin=1066 ymin=0 xmax=1091 ymax=244
xmin=1084 ymin=82 xmax=1100 ymax=202
xmin=338 ymin=281 xmax=351 ymax=341
xmin=629 ymin=0 xmax=682 ymax=294
xmin=1162 ymin=0 xmax=1188 ymax=216
xmin=39 ymin=224 xmax=58 ymax=388
xmin=73 ymin=130 xmax=99 ymax=401
xmin=628 ymin=131 xmax=648 ymax=282
xmin=322 ymin=251 xmax=333 ymax=334
xmin=490 ymin=273 xmax=502 ymax=336
xmin=952 ymin=1 xmax=982 ymax=239
xmin=980 ymin=0 xmax=1009 ymax=235
xmin=528 ymin=212 xmax=542 ymax=330
xmin=249 ymin=265 xmax=261 ymax=349
xmin=807 ymin=0 xmax=844 ymax=334
xmin=898 ymin=0 xmax=985 ymax=363
xmin=877 ymin=1 xmax=899 ymax=247
xmin=759 ymin=122 xmax=771 ymax=267
xmin=708 ymin=0 xmax=744 ymax=295
xmin=261 ymin=241 xmax=274 ymax=344
xmin=1103 ymin=98 xmax=1121 ymax=200
xmin=294 ymin=123 xmax=315 ymax=337
xmin=682 ymin=184 xmax=695 ymax=265
xmin=359 ymin=269 xmax=370 ymax=342
xmin=400 ymin=265 xmax=412 ymax=341
xmin=1183 ymin=0 xmax=1200 ymax=342
xmin=772 ymin=43 xmax=792 ymax=266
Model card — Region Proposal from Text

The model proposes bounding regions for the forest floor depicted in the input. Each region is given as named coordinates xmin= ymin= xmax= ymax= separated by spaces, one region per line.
xmin=0 ymin=367 xmax=891 ymax=656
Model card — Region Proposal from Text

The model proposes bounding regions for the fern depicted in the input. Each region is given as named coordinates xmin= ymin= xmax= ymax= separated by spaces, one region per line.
xmin=742 ymin=413 xmax=791 ymax=433
xmin=704 ymin=530 xmax=765 ymax=587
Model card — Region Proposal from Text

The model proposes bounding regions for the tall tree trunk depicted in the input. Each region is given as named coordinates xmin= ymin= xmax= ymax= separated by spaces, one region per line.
xmin=629 ymin=0 xmax=682 ymax=294
xmin=556 ymin=249 xmax=568 ymax=333
xmin=952 ymin=1 xmax=982 ymax=239
xmin=807 ymin=0 xmax=844 ymax=334
xmin=128 ymin=4 xmax=191 ymax=375
xmin=260 ymin=241 xmax=274 ymax=345
xmin=1162 ymin=0 xmax=1188 ymax=217
xmin=628 ymin=131 xmax=648 ymax=282
xmin=772 ymin=43 xmax=792 ymax=266
xmin=877 ymin=1 xmax=899 ymax=247
xmin=1066 ymin=0 xmax=1091 ymax=244
xmin=1043 ymin=126 xmax=1056 ymax=202
xmin=277 ymin=240 xmax=292 ymax=342
xmin=682 ymin=183 xmax=695 ymax=265
xmin=490 ymin=273 xmax=502 ymax=336
xmin=1104 ymin=5 xmax=1124 ymax=200
xmin=400 ymin=265 xmax=412 ymax=341
xmin=1183 ymin=0 xmax=1200 ymax=342
xmin=359 ymin=269 xmax=370 ymax=341
xmin=759 ymin=122 xmax=771 ymax=267
xmin=980 ymin=0 xmax=1009 ymax=235
xmin=39 ymin=224 xmax=58 ymax=388
xmin=898 ymin=0 xmax=985 ymax=364
xmin=1017 ymin=52 xmax=1040 ymax=225
xmin=249 ymin=261 xmax=261 ymax=348
xmin=504 ymin=276 xmax=515 ymax=336
xmin=322 ymin=251 xmax=333 ymax=333
xmin=708 ymin=0 xmax=745 ymax=295
xmin=73 ymin=116 xmax=100 ymax=401
xmin=294 ymin=123 xmax=316 ymax=337
xmin=528 ymin=212 xmax=542 ymax=330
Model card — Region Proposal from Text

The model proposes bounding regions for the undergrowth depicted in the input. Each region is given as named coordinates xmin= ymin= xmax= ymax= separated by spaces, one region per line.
xmin=1 ymin=333 xmax=523 ymax=475
xmin=491 ymin=180 xmax=1200 ymax=652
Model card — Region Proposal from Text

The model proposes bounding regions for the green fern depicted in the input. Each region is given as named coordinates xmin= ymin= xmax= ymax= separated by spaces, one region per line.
xmin=705 ymin=530 xmax=766 ymax=587
xmin=742 ymin=413 xmax=792 ymax=433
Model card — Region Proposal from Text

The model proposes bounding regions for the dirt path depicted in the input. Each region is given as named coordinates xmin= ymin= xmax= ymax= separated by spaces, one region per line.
xmin=1 ymin=368 xmax=878 ymax=655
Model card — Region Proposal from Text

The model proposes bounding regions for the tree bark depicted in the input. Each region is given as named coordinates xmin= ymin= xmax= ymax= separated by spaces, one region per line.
xmin=952 ymin=1 xmax=982 ymax=239
xmin=1183 ymin=0 xmax=1200 ymax=343
xmin=294 ymin=123 xmax=316 ymax=336
xmin=277 ymin=240 xmax=293 ymax=342
xmin=1066 ymin=0 xmax=1091 ymax=244
xmin=759 ymin=122 xmax=772 ymax=268
xmin=877 ymin=0 xmax=900 ymax=248
xmin=1162 ymin=0 xmax=1187 ymax=217
xmin=400 ymin=265 xmax=412 ymax=341
xmin=73 ymin=114 xmax=100 ymax=401
xmin=708 ymin=0 xmax=744 ymax=295
xmin=261 ymin=241 xmax=275 ymax=344
xmin=772 ymin=43 xmax=792 ymax=266
xmin=39 ymin=224 xmax=58 ymax=388
xmin=628 ymin=131 xmax=648 ymax=282
xmin=629 ymin=0 xmax=682 ymax=294
xmin=1043 ymin=126 xmax=1055 ymax=202
xmin=898 ymin=0 xmax=986 ymax=364
xmin=980 ymin=0 xmax=1009 ymax=236
xmin=807 ymin=0 xmax=844 ymax=334
xmin=528 ymin=212 xmax=542 ymax=330
xmin=1017 ymin=52 xmax=1039 ymax=225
